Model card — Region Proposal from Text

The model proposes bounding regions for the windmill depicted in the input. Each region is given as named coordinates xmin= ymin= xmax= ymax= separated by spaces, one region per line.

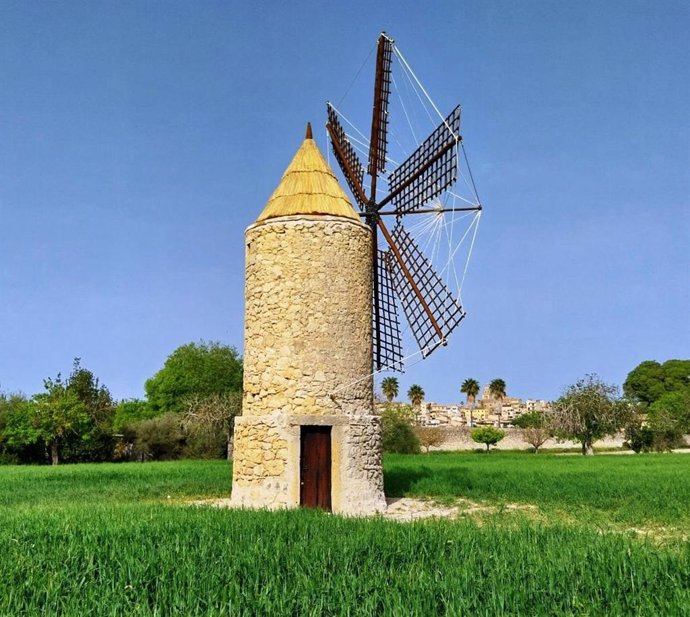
xmin=326 ymin=32 xmax=482 ymax=373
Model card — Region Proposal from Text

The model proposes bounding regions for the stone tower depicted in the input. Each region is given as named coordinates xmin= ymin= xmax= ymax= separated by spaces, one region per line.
xmin=230 ymin=124 xmax=387 ymax=515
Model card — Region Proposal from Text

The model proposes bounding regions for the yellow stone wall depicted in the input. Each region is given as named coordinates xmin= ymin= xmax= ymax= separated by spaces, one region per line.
xmin=231 ymin=214 xmax=386 ymax=514
xmin=232 ymin=419 xmax=288 ymax=480
xmin=242 ymin=215 xmax=373 ymax=417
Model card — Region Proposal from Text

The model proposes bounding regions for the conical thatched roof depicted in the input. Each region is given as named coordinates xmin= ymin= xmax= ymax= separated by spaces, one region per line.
xmin=256 ymin=124 xmax=359 ymax=223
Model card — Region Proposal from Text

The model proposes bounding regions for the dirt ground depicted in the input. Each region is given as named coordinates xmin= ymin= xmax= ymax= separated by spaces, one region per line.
xmin=188 ymin=496 xmax=535 ymax=523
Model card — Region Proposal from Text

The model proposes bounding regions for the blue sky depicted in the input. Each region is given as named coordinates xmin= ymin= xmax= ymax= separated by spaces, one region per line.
xmin=1 ymin=1 xmax=688 ymax=404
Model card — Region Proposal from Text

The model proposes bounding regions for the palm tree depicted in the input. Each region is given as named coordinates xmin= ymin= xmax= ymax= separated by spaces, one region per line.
xmin=407 ymin=384 xmax=425 ymax=407
xmin=461 ymin=378 xmax=480 ymax=427
xmin=489 ymin=378 xmax=507 ymax=427
xmin=381 ymin=377 xmax=399 ymax=403
xmin=461 ymin=378 xmax=480 ymax=406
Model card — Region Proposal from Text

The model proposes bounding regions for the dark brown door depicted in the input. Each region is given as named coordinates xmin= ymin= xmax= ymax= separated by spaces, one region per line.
xmin=300 ymin=426 xmax=331 ymax=511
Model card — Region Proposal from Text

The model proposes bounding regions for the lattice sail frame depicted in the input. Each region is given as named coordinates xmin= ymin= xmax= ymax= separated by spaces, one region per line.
xmin=326 ymin=32 xmax=479 ymax=373
xmin=368 ymin=36 xmax=393 ymax=177
xmin=373 ymin=250 xmax=404 ymax=372
xmin=327 ymin=104 xmax=367 ymax=209
xmin=386 ymin=225 xmax=465 ymax=357
xmin=386 ymin=106 xmax=461 ymax=213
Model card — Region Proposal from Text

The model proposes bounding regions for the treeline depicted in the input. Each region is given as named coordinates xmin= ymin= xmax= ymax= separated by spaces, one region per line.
xmin=380 ymin=360 xmax=690 ymax=456
xmin=503 ymin=361 xmax=690 ymax=454
xmin=0 ymin=341 xmax=242 ymax=465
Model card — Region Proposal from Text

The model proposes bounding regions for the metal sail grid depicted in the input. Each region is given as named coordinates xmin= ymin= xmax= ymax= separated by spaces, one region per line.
xmin=386 ymin=224 xmax=465 ymax=357
xmin=326 ymin=33 xmax=479 ymax=373
xmin=386 ymin=105 xmax=461 ymax=214
xmin=326 ymin=104 xmax=367 ymax=209
xmin=373 ymin=250 xmax=404 ymax=371
xmin=368 ymin=36 xmax=393 ymax=177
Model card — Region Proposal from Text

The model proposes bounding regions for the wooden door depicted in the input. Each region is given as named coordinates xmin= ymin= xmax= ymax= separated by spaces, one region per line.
xmin=300 ymin=426 xmax=332 ymax=511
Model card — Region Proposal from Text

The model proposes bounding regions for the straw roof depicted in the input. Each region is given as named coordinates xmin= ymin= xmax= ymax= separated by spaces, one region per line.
xmin=256 ymin=124 xmax=359 ymax=223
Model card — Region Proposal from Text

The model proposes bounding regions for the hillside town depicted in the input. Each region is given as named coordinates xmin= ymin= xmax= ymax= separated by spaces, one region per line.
xmin=378 ymin=385 xmax=552 ymax=428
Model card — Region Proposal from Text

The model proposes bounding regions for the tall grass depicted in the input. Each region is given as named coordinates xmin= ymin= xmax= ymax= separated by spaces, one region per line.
xmin=1 ymin=506 xmax=689 ymax=616
xmin=385 ymin=451 xmax=690 ymax=527
xmin=0 ymin=460 xmax=226 ymax=510
xmin=0 ymin=456 xmax=688 ymax=615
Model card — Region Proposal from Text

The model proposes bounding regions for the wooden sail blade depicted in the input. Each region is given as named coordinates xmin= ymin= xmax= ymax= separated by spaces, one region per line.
xmin=326 ymin=104 xmax=368 ymax=210
xmin=367 ymin=33 xmax=394 ymax=196
xmin=384 ymin=223 xmax=465 ymax=357
xmin=380 ymin=105 xmax=461 ymax=213
xmin=374 ymin=250 xmax=404 ymax=372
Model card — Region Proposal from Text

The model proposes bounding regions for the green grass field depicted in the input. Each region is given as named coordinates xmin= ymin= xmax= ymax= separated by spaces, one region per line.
xmin=1 ymin=453 xmax=689 ymax=615
xmin=385 ymin=451 xmax=690 ymax=529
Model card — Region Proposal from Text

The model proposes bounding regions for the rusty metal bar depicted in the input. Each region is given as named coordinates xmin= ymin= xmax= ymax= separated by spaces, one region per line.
xmin=360 ymin=205 xmax=482 ymax=216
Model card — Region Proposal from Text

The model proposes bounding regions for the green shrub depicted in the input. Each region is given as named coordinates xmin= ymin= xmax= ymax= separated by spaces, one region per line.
xmin=182 ymin=425 xmax=226 ymax=459
xmin=132 ymin=413 xmax=185 ymax=461
xmin=381 ymin=405 xmax=420 ymax=454
xmin=470 ymin=426 xmax=505 ymax=452
xmin=624 ymin=420 xmax=655 ymax=453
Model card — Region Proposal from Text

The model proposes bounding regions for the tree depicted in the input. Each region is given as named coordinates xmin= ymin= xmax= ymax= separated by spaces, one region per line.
xmin=0 ymin=392 xmax=40 ymax=464
xmin=623 ymin=359 xmax=690 ymax=407
xmin=407 ymin=384 xmax=425 ymax=407
xmin=381 ymin=377 xmax=399 ymax=403
xmin=381 ymin=404 xmax=420 ymax=454
xmin=489 ymin=378 xmax=506 ymax=400
xmin=461 ymin=378 xmax=480 ymax=426
xmin=470 ymin=426 xmax=505 ymax=452
xmin=2 ymin=361 xmax=117 ymax=464
xmin=512 ymin=411 xmax=550 ymax=453
xmin=461 ymin=378 xmax=480 ymax=406
xmin=182 ymin=392 xmax=242 ymax=460
xmin=113 ymin=399 xmax=156 ymax=433
xmin=548 ymin=374 xmax=631 ymax=455
xmin=662 ymin=360 xmax=690 ymax=395
xmin=63 ymin=359 xmax=116 ymax=462
xmin=415 ymin=426 xmax=444 ymax=453
xmin=489 ymin=378 xmax=507 ymax=426
xmin=145 ymin=341 xmax=243 ymax=414
xmin=67 ymin=358 xmax=114 ymax=420
xmin=646 ymin=390 xmax=690 ymax=450
xmin=623 ymin=360 xmax=665 ymax=406
xmin=6 ymin=375 xmax=90 ymax=465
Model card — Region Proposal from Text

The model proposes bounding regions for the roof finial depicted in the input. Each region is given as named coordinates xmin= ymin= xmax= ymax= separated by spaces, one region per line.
xmin=305 ymin=122 xmax=313 ymax=140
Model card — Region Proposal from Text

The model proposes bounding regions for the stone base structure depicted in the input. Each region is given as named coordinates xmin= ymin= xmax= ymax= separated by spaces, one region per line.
xmin=230 ymin=127 xmax=387 ymax=515
xmin=232 ymin=413 xmax=386 ymax=514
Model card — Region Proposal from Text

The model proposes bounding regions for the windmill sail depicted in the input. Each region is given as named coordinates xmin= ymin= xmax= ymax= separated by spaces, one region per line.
xmin=382 ymin=105 xmax=461 ymax=213
xmin=326 ymin=104 xmax=367 ymax=209
xmin=326 ymin=33 xmax=480 ymax=373
xmin=385 ymin=224 xmax=465 ymax=357
xmin=368 ymin=34 xmax=394 ymax=179
xmin=373 ymin=250 xmax=404 ymax=372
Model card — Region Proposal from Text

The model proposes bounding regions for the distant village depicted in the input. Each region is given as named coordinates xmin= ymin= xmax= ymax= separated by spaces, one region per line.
xmin=378 ymin=385 xmax=551 ymax=428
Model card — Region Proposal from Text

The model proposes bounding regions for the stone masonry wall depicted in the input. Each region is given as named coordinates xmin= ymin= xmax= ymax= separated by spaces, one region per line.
xmin=231 ymin=215 xmax=387 ymax=514
xmin=242 ymin=215 xmax=373 ymax=417
xmin=338 ymin=415 xmax=386 ymax=514
xmin=231 ymin=415 xmax=291 ymax=509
